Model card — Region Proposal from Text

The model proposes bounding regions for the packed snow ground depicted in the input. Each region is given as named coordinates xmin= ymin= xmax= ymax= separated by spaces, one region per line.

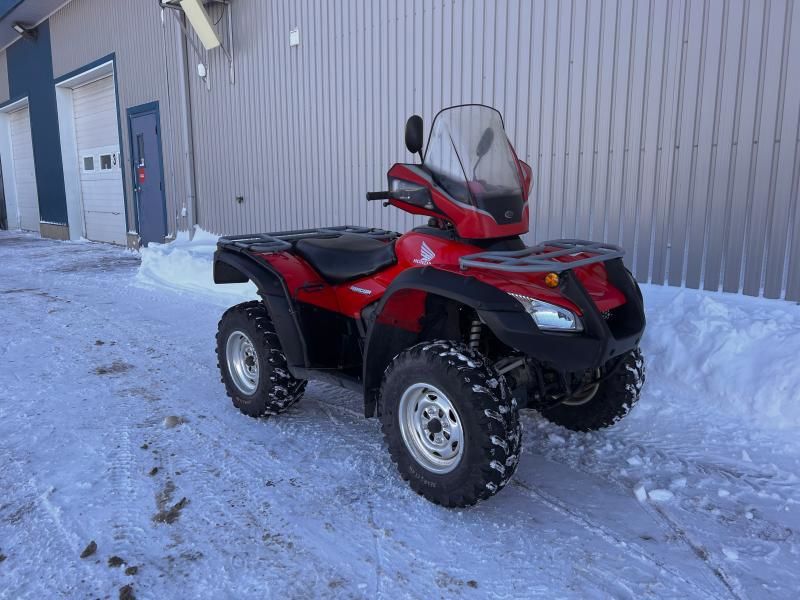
xmin=1 ymin=229 xmax=799 ymax=599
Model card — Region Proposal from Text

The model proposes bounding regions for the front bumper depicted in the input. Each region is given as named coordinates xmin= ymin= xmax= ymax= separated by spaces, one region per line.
xmin=480 ymin=258 xmax=646 ymax=372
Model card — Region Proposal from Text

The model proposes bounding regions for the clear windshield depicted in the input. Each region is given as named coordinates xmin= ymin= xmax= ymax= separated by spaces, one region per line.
xmin=424 ymin=105 xmax=525 ymax=225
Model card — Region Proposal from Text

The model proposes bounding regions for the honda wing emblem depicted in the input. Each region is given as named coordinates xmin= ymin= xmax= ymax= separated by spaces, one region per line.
xmin=413 ymin=241 xmax=436 ymax=265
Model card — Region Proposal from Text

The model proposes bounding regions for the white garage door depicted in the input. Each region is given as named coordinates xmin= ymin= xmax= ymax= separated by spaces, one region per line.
xmin=73 ymin=76 xmax=126 ymax=245
xmin=9 ymin=106 xmax=40 ymax=231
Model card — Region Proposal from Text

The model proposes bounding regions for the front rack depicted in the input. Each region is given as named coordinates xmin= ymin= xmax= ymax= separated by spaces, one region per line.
xmin=218 ymin=225 xmax=398 ymax=254
xmin=459 ymin=239 xmax=625 ymax=273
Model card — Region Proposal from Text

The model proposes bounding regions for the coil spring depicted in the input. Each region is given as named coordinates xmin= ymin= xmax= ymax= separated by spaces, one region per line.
xmin=469 ymin=319 xmax=482 ymax=350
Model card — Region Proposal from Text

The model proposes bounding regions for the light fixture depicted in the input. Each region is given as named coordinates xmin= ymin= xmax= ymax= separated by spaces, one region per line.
xmin=179 ymin=0 xmax=221 ymax=50
xmin=12 ymin=22 xmax=37 ymax=40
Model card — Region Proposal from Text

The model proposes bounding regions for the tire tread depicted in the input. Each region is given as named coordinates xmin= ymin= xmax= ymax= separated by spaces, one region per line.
xmin=216 ymin=300 xmax=306 ymax=417
xmin=379 ymin=340 xmax=522 ymax=507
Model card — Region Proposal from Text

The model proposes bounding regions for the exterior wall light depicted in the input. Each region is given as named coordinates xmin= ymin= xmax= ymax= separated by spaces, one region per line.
xmin=12 ymin=22 xmax=38 ymax=40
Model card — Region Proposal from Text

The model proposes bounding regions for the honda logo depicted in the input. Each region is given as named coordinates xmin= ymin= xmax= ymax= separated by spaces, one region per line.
xmin=413 ymin=241 xmax=436 ymax=265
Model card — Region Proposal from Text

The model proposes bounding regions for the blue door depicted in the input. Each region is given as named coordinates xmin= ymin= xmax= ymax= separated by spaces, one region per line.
xmin=129 ymin=104 xmax=166 ymax=245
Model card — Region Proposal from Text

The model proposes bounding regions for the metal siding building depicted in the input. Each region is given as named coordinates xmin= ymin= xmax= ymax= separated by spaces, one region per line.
xmin=48 ymin=0 xmax=188 ymax=240
xmin=0 ymin=0 xmax=798 ymax=300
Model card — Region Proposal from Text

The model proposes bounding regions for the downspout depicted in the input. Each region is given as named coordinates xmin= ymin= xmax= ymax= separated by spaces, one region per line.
xmin=176 ymin=12 xmax=198 ymax=237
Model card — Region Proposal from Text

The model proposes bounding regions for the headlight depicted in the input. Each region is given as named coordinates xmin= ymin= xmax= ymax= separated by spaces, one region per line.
xmin=510 ymin=293 xmax=583 ymax=332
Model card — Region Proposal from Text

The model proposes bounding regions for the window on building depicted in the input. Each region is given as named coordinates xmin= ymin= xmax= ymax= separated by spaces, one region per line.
xmin=136 ymin=134 xmax=145 ymax=167
xmin=100 ymin=154 xmax=112 ymax=170
xmin=83 ymin=156 xmax=95 ymax=171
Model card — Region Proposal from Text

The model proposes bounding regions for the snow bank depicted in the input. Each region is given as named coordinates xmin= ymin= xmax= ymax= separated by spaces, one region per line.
xmin=641 ymin=284 xmax=800 ymax=430
xmin=135 ymin=228 xmax=257 ymax=305
xmin=136 ymin=231 xmax=800 ymax=429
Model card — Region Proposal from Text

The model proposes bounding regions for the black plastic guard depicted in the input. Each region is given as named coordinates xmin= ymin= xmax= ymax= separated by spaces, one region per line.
xmin=213 ymin=250 xmax=309 ymax=372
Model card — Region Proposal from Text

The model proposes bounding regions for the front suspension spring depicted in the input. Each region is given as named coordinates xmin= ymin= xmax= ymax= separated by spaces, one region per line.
xmin=469 ymin=319 xmax=482 ymax=350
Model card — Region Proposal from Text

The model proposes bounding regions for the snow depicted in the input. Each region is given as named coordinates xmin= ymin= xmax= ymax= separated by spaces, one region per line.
xmin=644 ymin=286 xmax=800 ymax=429
xmin=647 ymin=489 xmax=675 ymax=503
xmin=2 ymin=229 xmax=800 ymax=599
xmin=136 ymin=228 xmax=258 ymax=306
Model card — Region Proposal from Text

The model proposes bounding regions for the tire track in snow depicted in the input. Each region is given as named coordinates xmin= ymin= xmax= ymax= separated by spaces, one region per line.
xmin=3 ymin=274 xmax=251 ymax=595
xmin=511 ymin=478 xmax=725 ymax=599
xmin=31 ymin=278 xmax=153 ymax=572
xmin=523 ymin=420 xmax=793 ymax=597
xmin=367 ymin=501 xmax=386 ymax=598
xmin=647 ymin=503 xmax=745 ymax=600
xmin=621 ymin=439 xmax=800 ymax=498
xmin=104 ymin=397 xmax=146 ymax=555
xmin=170 ymin=401 xmax=446 ymax=597
xmin=168 ymin=423 xmax=333 ymax=596
xmin=0 ymin=453 xmax=105 ymax=598
xmin=33 ymin=281 xmax=353 ymax=594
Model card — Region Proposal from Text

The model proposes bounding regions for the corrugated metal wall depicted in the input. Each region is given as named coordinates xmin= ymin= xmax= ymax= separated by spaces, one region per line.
xmin=185 ymin=0 xmax=800 ymax=300
xmin=48 ymin=0 xmax=187 ymax=237
xmin=43 ymin=0 xmax=800 ymax=300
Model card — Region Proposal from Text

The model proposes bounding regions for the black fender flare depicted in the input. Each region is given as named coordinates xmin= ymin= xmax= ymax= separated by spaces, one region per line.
xmin=361 ymin=267 xmax=526 ymax=415
xmin=213 ymin=250 xmax=308 ymax=371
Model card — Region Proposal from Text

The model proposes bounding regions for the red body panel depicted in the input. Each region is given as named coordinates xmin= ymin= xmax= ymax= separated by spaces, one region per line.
xmin=387 ymin=164 xmax=531 ymax=239
xmin=258 ymin=232 xmax=626 ymax=322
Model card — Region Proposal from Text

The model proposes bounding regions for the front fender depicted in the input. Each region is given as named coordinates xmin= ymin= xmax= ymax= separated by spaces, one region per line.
xmin=361 ymin=267 xmax=524 ymax=415
xmin=214 ymin=250 xmax=308 ymax=371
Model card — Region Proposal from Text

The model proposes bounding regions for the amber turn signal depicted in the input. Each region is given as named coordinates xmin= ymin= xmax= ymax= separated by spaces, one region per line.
xmin=544 ymin=272 xmax=560 ymax=288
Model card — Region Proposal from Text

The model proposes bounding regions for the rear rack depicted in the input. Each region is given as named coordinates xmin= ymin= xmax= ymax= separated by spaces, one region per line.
xmin=218 ymin=226 xmax=398 ymax=254
xmin=459 ymin=239 xmax=625 ymax=273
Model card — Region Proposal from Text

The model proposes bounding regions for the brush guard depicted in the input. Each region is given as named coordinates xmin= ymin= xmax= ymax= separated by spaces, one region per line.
xmin=459 ymin=239 xmax=625 ymax=273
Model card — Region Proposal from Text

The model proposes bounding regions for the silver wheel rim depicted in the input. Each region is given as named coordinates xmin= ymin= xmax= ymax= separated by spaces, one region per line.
xmin=226 ymin=330 xmax=259 ymax=395
xmin=398 ymin=383 xmax=464 ymax=474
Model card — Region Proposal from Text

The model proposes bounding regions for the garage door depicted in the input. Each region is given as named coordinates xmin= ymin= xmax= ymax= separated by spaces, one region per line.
xmin=73 ymin=76 xmax=126 ymax=245
xmin=9 ymin=106 xmax=40 ymax=231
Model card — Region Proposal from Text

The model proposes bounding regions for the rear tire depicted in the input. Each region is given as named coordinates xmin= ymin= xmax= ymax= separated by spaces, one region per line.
xmin=216 ymin=301 xmax=306 ymax=417
xmin=540 ymin=348 xmax=645 ymax=432
xmin=379 ymin=341 xmax=522 ymax=507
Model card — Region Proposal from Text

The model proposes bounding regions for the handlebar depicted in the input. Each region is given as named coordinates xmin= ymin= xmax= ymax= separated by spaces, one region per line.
xmin=366 ymin=191 xmax=392 ymax=201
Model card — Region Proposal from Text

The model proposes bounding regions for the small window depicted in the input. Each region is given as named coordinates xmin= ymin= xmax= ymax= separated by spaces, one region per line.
xmin=136 ymin=134 xmax=145 ymax=167
xmin=83 ymin=156 xmax=95 ymax=171
xmin=100 ymin=154 xmax=112 ymax=170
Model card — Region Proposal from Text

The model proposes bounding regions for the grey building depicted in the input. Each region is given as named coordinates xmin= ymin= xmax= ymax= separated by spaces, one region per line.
xmin=0 ymin=0 xmax=798 ymax=300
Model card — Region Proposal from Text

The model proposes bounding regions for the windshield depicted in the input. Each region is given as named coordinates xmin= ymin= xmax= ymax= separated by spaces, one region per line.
xmin=424 ymin=105 xmax=525 ymax=225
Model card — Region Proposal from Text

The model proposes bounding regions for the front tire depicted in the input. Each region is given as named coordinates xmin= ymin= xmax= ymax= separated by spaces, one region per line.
xmin=540 ymin=348 xmax=645 ymax=432
xmin=379 ymin=341 xmax=522 ymax=507
xmin=216 ymin=301 xmax=306 ymax=417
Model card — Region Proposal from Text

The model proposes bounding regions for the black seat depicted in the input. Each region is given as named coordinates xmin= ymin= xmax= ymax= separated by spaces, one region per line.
xmin=294 ymin=233 xmax=397 ymax=284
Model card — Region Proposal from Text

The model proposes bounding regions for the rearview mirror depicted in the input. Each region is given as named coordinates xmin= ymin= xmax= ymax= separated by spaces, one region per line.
xmin=476 ymin=127 xmax=494 ymax=158
xmin=405 ymin=115 xmax=424 ymax=156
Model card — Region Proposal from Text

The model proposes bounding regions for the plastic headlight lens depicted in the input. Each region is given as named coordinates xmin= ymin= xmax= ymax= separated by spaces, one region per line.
xmin=510 ymin=293 xmax=583 ymax=332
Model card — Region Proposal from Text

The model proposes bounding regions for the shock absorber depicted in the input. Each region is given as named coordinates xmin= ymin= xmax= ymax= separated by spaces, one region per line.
xmin=469 ymin=319 xmax=482 ymax=350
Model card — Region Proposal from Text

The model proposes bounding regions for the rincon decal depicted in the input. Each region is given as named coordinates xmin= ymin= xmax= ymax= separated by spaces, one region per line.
xmin=350 ymin=285 xmax=372 ymax=296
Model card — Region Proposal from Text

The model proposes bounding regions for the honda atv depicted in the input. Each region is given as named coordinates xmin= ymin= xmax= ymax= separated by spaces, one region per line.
xmin=213 ymin=104 xmax=646 ymax=507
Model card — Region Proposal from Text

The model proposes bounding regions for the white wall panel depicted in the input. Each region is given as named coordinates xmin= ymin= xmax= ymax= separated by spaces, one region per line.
xmin=9 ymin=106 xmax=39 ymax=231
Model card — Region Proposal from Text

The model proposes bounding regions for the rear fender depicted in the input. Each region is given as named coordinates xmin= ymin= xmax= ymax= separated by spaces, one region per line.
xmin=214 ymin=250 xmax=308 ymax=371
xmin=362 ymin=267 xmax=522 ymax=416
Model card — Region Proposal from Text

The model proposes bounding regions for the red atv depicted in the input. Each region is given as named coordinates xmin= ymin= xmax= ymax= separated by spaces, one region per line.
xmin=214 ymin=104 xmax=645 ymax=507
